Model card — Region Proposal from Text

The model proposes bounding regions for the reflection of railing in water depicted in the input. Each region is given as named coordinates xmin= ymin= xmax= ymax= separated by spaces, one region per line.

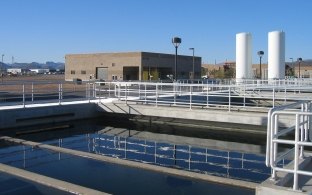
xmin=85 ymin=133 xmax=272 ymax=183
xmin=0 ymin=144 xmax=71 ymax=169
xmin=0 ymin=132 xmax=284 ymax=183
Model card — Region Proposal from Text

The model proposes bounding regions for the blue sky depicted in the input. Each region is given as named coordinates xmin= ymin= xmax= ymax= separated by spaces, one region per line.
xmin=0 ymin=0 xmax=311 ymax=64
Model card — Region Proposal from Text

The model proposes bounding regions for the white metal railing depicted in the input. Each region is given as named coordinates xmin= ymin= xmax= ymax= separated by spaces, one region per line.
xmin=266 ymin=100 xmax=312 ymax=191
xmin=2 ymin=78 xmax=312 ymax=110
xmin=93 ymin=80 xmax=312 ymax=111
xmin=0 ymin=82 xmax=95 ymax=107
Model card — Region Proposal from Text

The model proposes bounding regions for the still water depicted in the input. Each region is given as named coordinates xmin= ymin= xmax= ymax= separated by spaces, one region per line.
xmin=0 ymin=118 xmax=267 ymax=194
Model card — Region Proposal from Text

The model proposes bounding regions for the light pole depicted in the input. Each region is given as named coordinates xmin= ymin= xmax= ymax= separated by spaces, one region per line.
xmin=290 ymin=58 xmax=294 ymax=76
xmin=257 ymin=51 xmax=264 ymax=79
xmin=172 ymin=37 xmax=181 ymax=81
xmin=298 ymin=58 xmax=302 ymax=78
xmin=189 ymin=48 xmax=195 ymax=79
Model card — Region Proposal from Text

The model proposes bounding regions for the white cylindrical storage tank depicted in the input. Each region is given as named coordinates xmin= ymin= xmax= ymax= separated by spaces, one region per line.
xmin=236 ymin=32 xmax=252 ymax=80
xmin=268 ymin=31 xmax=285 ymax=79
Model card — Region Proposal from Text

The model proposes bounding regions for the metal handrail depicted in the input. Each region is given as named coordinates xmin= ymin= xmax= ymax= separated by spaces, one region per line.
xmin=2 ymin=79 xmax=312 ymax=111
xmin=266 ymin=100 xmax=312 ymax=191
xmin=94 ymin=80 xmax=312 ymax=111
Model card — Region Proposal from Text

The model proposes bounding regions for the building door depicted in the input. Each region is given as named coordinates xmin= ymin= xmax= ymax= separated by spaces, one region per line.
xmin=96 ymin=67 xmax=108 ymax=80
xmin=123 ymin=67 xmax=139 ymax=81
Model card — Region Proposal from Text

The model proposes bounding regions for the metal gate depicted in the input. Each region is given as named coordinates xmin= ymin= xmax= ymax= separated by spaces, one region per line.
xmin=96 ymin=67 xmax=108 ymax=80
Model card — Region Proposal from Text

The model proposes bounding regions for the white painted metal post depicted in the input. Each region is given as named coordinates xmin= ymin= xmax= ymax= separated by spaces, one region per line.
xmin=293 ymin=114 xmax=300 ymax=191
xmin=155 ymin=83 xmax=158 ymax=107
xmin=58 ymin=84 xmax=61 ymax=105
xmin=309 ymin=102 xmax=312 ymax=142
xmin=284 ymin=85 xmax=287 ymax=103
xmin=31 ymin=83 xmax=34 ymax=102
xmin=108 ymin=83 xmax=111 ymax=98
xmin=138 ymin=83 xmax=141 ymax=100
xmin=118 ymin=83 xmax=121 ymax=101
xmin=125 ymin=84 xmax=128 ymax=105
xmin=190 ymin=85 xmax=192 ymax=110
xmin=273 ymin=87 xmax=275 ymax=108
xmin=93 ymin=83 xmax=95 ymax=98
xmin=174 ymin=83 xmax=176 ymax=105
xmin=144 ymin=83 xmax=147 ymax=103
xmin=206 ymin=82 xmax=209 ymax=107
xmin=228 ymin=85 xmax=231 ymax=112
xmin=243 ymin=84 xmax=246 ymax=107
xmin=22 ymin=84 xmax=25 ymax=108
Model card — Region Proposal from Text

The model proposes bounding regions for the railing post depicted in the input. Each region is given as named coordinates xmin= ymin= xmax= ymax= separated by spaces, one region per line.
xmin=155 ymin=83 xmax=158 ymax=107
xmin=93 ymin=82 xmax=96 ymax=98
xmin=144 ymin=83 xmax=147 ymax=103
xmin=31 ymin=82 xmax=34 ymax=102
xmin=125 ymin=83 xmax=128 ymax=105
xmin=243 ymin=84 xmax=246 ymax=107
xmin=284 ymin=84 xmax=287 ymax=103
xmin=293 ymin=114 xmax=300 ymax=191
xmin=109 ymin=82 xmax=111 ymax=98
xmin=300 ymin=103 xmax=306 ymax=158
xmin=118 ymin=83 xmax=121 ymax=101
xmin=174 ymin=83 xmax=176 ymax=105
xmin=139 ymin=83 xmax=141 ymax=100
xmin=206 ymin=82 xmax=209 ymax=107
xmin=273 ymin=87 xmax=275 ymax=108
xmin=88 ymin=83 xmax=91 ymax=103
xmin=190 ymin=85 xmax=192 ymax=110
xmin=228 ymin=85 xmax=231 ymax=112
xmin=85 ymin=83 xmax=87 ymax=99
xmin=58 ymin=83 xmax=61 ymax=105
xmin=22 ymin=84 xmax=25 ymax=108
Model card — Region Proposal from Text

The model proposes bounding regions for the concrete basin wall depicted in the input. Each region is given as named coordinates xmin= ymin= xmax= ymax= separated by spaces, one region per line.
xmin=0 ymin=103 xmax=100 ymax=129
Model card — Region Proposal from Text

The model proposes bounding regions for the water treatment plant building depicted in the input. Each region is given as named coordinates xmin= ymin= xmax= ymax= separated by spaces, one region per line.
xmin=65 ymin=52 xmax=201 ymax=81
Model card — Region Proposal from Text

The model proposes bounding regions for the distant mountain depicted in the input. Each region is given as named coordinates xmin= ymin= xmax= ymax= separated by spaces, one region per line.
xmin=4 ymin=62 xmax=65 ymax=70
xmin=0 ymin=62 xmax=9 ymax=70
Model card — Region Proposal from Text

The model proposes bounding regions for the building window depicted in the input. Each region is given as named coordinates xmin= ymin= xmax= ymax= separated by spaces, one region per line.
xmin=71 ymin=70 xmax=75 ymax=75
xmin=81 ymin=70 xmax=86 ymax=74
xmin=112 ymin=75 xmax=117 ymax=80
xmin=112 ymin=63 xmax=115 ymax=67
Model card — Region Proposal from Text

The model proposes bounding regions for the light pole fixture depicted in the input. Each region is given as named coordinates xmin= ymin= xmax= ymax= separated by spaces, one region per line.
xmin=298 ymin=57 xmax=302 ymax=78
xmin=189 ymin=48 xmax=195 ymax=79
xmin=257 ymin=51 xmax=264 ymax=79
xmin=172 ymin=37 xmax=181 ymax=81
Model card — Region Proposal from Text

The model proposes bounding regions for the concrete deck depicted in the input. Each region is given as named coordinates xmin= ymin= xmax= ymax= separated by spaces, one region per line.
xmin=97 ymin=101 xmax=295 ymax=128
xmin=257 ymin=157 xmax=312 ymax=195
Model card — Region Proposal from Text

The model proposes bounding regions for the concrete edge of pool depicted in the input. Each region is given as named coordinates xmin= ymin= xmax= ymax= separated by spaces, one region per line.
xmin=0 ymin=163 xmax=110 ymax=195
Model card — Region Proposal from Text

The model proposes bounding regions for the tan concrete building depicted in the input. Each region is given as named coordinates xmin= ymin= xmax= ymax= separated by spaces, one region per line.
xmin=202 ymin=61 xmax=312 ymax=79
xmin=65 ymin=52 xmax=201 ymax=81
